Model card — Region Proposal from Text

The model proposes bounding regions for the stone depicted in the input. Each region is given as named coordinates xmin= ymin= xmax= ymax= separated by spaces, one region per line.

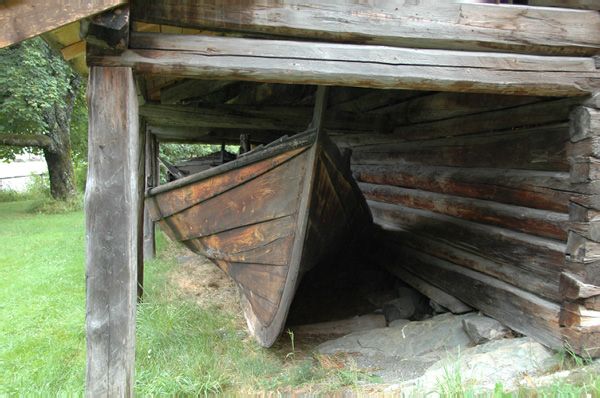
xmin=316 ymin=313 xmax=472 ymax=360
xmin=430 ymin=299 xmax=450 ymax=314
xmin=401 ymin=337 xmax=559 ymax=395
xmin=365 ymin=290 xmax=398 ymax=307
xmin=462 ymin=315 xmax=509 ymax=345
xmin=383 ymin=297 xmax=415 ymax=322
xmin=397 ymin=286 xmax=432 ymax=320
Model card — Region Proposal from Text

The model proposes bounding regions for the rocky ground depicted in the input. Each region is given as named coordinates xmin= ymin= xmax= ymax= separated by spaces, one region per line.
xmin=171 ymin=250 xmax=599 ymax=395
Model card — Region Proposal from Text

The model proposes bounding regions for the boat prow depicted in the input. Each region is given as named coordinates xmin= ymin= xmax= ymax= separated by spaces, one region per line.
xmin=146 ymin=106 xmax=371 ymax=348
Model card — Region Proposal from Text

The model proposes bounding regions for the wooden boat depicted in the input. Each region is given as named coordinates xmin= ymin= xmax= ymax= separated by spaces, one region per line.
xmin=145 ymin=88 xmax=372 ymax=347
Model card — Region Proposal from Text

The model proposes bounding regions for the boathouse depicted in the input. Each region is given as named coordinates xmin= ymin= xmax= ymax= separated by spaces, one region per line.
xmin=2 ymin=0 xmax=600 ymax=394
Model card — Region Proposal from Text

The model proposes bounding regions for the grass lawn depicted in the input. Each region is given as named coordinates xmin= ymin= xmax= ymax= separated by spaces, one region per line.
xmin=0 ymin=200 xmax=345 ymax=394
xmin=2 ymin=199 xmax=598 ymax=395
xmin=0 ymin=201 xmax=86 ymax=393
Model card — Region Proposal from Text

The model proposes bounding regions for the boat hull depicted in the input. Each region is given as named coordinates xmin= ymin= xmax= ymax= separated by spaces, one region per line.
xmin=146 ymin=131 xmax=372 ymax=346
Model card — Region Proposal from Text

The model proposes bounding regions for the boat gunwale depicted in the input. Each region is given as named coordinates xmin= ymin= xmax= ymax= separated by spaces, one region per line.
xmin=146 ymin=128 xmax=317 ymax=198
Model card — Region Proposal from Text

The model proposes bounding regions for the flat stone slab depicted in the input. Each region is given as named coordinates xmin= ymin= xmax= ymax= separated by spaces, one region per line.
xmin=396 ymin=337 xmax=558 ymax=395
xmin=317 ymin=313 xmax=473 ymax=361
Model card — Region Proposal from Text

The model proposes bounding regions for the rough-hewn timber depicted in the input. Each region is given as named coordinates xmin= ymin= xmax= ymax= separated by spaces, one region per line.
xmin=86 ymin=33 xmax=600 ymax=97
xmin=85 ymin=67 xmax=142 ymax=396
xmin=130 ymin=2 xmax=600 ymax=56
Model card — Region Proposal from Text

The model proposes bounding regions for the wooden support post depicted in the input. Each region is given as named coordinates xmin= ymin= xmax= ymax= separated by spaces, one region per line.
xmin=143 ymin=129 xmax=158 ymax=262
xmin=85 ymin=66 xmax=142 ymax=396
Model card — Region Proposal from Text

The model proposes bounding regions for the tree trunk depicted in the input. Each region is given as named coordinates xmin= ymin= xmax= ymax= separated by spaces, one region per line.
xmin=43 ymin=146 xmax=76 ymax=201
xmin=41 ymin=73 xmax=81 ymax=201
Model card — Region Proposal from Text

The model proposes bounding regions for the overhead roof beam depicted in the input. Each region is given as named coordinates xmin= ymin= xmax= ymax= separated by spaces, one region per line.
xmin=130 ymin=1 xmax=600 ymax=56
xmin=87 ymin=32 xmax=600 ymax=97
xmin=0 ymin=0 xmax=127 ymax=48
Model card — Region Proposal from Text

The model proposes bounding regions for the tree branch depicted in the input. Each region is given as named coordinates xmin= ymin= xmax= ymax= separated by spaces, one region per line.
xmin=0 ymin=133 xmax=56 ymax=152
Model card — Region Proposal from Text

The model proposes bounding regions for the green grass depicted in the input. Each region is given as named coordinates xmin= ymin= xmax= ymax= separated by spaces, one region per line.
xmin=0 ymin=199 xmax=370 ymax=394
xmin=5 ymin=198 xmax=595 ymax=395
xmin=0 ymin=201 xmax=86 ymax=394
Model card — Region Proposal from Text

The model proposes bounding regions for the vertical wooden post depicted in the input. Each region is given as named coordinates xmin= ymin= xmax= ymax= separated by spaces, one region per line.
xmin=85 ymin=66 xmax=142 ymax=396
xmin=143 ymin=130 xmax=157 ymax=261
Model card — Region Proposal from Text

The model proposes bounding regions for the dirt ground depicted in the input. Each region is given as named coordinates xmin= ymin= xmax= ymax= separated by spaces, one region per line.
xmin=169 ymin=249 xmax=328 ymax=361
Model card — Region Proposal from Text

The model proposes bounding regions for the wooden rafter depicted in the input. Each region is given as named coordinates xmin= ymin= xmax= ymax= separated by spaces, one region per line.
xmin=0 ymin=0 xmax=127 ymax=48
xmin=87 ymin=32 xmax=600 ymax=97
xmin=130 ymin=1 xmax=600 ymax=56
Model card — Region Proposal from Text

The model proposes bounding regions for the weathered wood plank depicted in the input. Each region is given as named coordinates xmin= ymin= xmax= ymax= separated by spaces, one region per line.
xmin=351 ymin=124 xmax=570 ymax=172
xmin=368 ymin=200 xmax=582 ymax=279
xmin=567 ymin=232 xmax=600 ymax=263
xmin=130 ymin=2 xmax=600 ymax=56
xmin=140 ymin=103 xmax=391 ymax=135
xmin=376 ymin=221 xmax=563 ymax=302
xmin=584 ymin=295 xmax=600 ymax=311
xmin=560 ymin=301 xmax=600 ymax=327
xmin=289 ymin=314 xmax=387 ymax=337
xmin=80 ymin=5 xmax=130 ymax=50
xmin=528 ymin=0 xmax=600 ymax=10
xmin=160 ymin=79 xmax=236 ymax=105
xmin=143 ymin=131 xmax=158 ymax=262
xmin=570 ymin=107 xmax=600 ymax=143
xmin=380 ymin=244 xmax=563 ymax=350
xmin=130 ymin=32 xmax=599 ymax=72
xmin=382 ymin=264 xmax=473 ymax=314
xmin=560 ymin=272 xmax=600 ymax=299
xmin=87 ymin=36 xmax=600 ymax=97
xmin=387 ymin=92 xmax=544 ymax=126
xmin=354 ymin=165 xmax=572 ymax=212
xmin=85 ymin=67 xmax=141 ymax=396
xmin=361 ymin=182 xmax=568 ymax=240
xmin=368 ymin=200 xmax=580 ymax=283
xmin=0 ymin=0 xmax=127 ymax=47
xmin=335 ymin=100 xmax=579 ymax=147
xmin=147 ymin=125 xmax=289 ymax=145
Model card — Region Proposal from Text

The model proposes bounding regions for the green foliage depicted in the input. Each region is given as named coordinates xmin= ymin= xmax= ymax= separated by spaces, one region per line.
xmin=0 ymin=37 xmax=88 ymax=162
xmin=159 ymin=143 xmax=239 ymax=183
xmin=160 ymin=143 xmax=239 ymax=164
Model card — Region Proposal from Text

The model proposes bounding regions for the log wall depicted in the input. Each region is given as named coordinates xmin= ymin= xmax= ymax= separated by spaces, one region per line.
xmin=333 ymin=91 xmax=600 ymax=356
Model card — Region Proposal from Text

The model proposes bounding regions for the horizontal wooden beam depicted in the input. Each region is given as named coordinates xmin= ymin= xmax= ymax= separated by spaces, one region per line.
xmin=380 ymin=241 xmax=564 ymax=350
xmin=130 ymin=2 xmax=600 ymax=56
xmin=87 ymin=33 xmax=600 ymax=97
xmin=354 ymin=165 xmax=572 ymax=213
xmin=140 ymin=103 xmax=391 ymax=135
xmin=351 ymin=124 xmax=570 ymax=172
xmin=368 ymin=200 xmax=576 ymax=284
xmin=147 ymin=125 xmax=288 ymax=145
xmin=361 ymin=182 xmax=568 ymax=240
xmin=0 ymin=0 xmax=127 ymax=48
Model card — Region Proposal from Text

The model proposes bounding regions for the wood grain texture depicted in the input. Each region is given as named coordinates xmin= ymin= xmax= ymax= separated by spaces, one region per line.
xmin=361 ymin=182 xmax=568 ymax=240
xmin=85 ymin=67 xmax=141 ymax=397
xmin=355 ymin=165 xmax=572 ymax=212
xmin=143 ymin=131 xmax=158 ymax=262
xmin=381 ymin=243 xmax=563 ymax=350
xmin=335 ymin=99 xmax=578 ymax=147
xmin=88 ymin=34 xmax=600 ymax=97
xmin=0 ymin=0 xmax=126 ymax=47
xmin=374 ymin=214 xmax=566 ymax=302
xmin=146 ymin=130 xmax=371 ymax=347
xmin=130 ymin=2 xmax=600 ymax=56
xmin=368 ymin=201 xmax=580 ymax=289
xmin=352 ymin=124 xmax=570 ymax=172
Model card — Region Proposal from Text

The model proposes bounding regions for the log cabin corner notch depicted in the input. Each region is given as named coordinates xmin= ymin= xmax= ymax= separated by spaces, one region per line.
xmin=3 ymin=0 xmax=600 ymax=395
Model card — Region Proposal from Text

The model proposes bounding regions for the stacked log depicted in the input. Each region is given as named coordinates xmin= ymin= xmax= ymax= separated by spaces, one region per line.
xmin=335 ymin=92 xmax=600 ymax=356
xmin=562 ymin=100 xmax=600 ymax=356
